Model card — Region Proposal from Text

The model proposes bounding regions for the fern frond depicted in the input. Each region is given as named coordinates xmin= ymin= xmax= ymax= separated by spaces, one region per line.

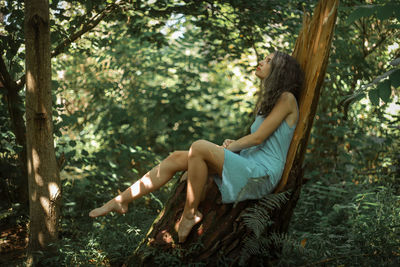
xmin=239 ymin=234 xmax=261 ymax=265
xmin=268 ymin=232 xmax=288 ymax=248
xmin=242 ymin=206 xmax=272 ymax=238
xmin=258 ymin=191 xmax=291 ymax=211
xmin=239 ymin=232 xmax=292 ymax=266
xmin=241 ymin=191 xmax=291 ymax=237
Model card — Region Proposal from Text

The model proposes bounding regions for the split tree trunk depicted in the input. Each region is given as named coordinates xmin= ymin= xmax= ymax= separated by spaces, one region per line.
xmin=131 ymin=0 xmax=339 ymax=265
xmin=24 ymin=0 xmax=61 ymax=264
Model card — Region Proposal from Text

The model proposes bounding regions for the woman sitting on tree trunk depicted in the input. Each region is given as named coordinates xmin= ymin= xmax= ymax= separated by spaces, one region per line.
xmin=89 ymin=51 xmax=304 ymax=243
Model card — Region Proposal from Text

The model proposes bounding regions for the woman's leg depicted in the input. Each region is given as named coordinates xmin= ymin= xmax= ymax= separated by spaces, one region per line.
xmin=89 ymin=151 xmax=189 ymax=218
xmin=176 ymin=140 xmax=224 ymax=242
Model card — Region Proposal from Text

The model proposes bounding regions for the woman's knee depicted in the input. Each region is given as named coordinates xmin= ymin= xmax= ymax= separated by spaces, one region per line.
xmin=189 ymin=139 xmax=209 ymax=158
xmin=189 ymin=139 xmax=224 ymax=175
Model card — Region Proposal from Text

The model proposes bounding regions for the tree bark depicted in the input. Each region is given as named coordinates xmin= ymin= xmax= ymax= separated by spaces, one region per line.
xmin=130 ymin=0 xmax=339 ymax=265
xmin=6 ymin=86 xmax=29 ymax=204
xmin=24 ymin=0 xmax=61 ymax=264
xmin=0 ymin=55 xmax=29 ymax=207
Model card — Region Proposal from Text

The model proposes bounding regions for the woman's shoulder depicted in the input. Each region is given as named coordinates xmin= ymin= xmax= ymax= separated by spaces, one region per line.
xmin=279 ymin=91 xmax=297 ymax=104
xmin=274 ymin=91 xmax=298 ymax=112
xmin=279 ymin=92 xmax=298 ymax=126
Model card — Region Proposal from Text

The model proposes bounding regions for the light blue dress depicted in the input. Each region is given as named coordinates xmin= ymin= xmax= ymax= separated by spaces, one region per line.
xmin=214 ymin=115 xmax=296 ymax=204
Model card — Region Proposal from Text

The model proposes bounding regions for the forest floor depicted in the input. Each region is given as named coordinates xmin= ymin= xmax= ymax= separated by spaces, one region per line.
xmin=0 ymin=224 xmax=27 ymax=266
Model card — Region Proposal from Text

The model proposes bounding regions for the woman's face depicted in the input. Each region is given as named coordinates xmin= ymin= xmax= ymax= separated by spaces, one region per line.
xmin=255 ymin=53 xmax=274 ymax=79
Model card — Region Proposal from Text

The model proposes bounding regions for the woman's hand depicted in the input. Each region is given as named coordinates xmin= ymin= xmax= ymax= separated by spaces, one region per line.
xmin=222 ymin=139 xmax=235 ymax=148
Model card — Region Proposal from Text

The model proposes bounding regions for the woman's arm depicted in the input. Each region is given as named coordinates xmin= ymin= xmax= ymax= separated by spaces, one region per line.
xmin=227 ymin=92 xmax=297 ymax=152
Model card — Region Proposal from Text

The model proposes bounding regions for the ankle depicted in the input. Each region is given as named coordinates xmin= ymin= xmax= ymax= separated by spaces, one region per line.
xmin=183 ymin=210 xmax=202 ymax=220
xmin=183 ymin=211 xmax=195 ymax=220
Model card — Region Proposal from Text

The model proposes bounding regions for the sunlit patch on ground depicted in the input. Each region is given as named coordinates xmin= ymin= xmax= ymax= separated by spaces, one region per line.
xmin=0 ymin=224 xmax=28 ymax=265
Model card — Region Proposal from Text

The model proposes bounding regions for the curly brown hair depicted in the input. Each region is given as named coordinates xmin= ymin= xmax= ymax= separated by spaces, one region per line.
xmin=256 ymin=51 xmax=304 ymax=117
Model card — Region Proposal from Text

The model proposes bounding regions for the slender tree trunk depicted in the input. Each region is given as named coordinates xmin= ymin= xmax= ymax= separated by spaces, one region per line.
xmin=130 ymin=0 xmax=339 ymax=266
xmin=0 ymin=53 xmax=29 ymax=207
xmin=24 ymin=0 xmax=61 ymax=264
xmin=6 ymin=83 xmax=29 ymax=205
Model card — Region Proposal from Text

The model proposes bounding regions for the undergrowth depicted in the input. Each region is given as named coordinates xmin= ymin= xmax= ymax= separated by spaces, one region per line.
xmin=279 ymin=179 xmax=399 ymax=266
xmin=40 ymin=151 xmax=176 ymax=266
xmin=3 ymin=112 xmax=398 ymax=266
xmin=35 ymin=149 xmax=399 ymax=266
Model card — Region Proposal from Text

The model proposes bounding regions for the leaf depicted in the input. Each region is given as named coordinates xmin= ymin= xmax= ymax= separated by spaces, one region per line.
xmin=10 ymin=63 xmax=23 ymax=77
xmin=389 ymin=69 xmax=400 ymax=88
xmin=377 ymin=79 xmax=391 ymax=102
xmin=368 ymin=88 xmax=379 ymax=106
xmin=346 ymin=5 xmax=375 ymax=24
xmin=54 ymin=129 xmax=62 ymax=137
xmin=69 ymin=140 xmax=77 ymax=147
xmin=52 ymin=80 xmax=59 ymax=90
xmin=388 ymin=24 xmax=400 ymax=30
xmin=395 ymin=6 xmax=400 ymax=21
xmin=376 ymin=5 xmax=395 ymax=20
xmin=65 ymin=150 xmax=76 ymax=159
xmin=350 ymin=92 xmax=366 ymax=104
xmin=390 ymin=58 xmax=400 ymax=66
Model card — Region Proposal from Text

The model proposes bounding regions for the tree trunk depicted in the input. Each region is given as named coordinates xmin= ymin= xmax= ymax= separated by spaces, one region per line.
xmin=0 ymin=48 xmax=29 ymax=208
xmin=6 ymin=82 xmax=29 ymax=206
xmin=130 ymin=0 xmax=339 ymax=265
xmin=24 ymin=0 xmax=61 ymax=264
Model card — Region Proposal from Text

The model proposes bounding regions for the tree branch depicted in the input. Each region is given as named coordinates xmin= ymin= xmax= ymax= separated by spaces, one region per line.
xmin=365 ymin=33 xmax=387 ymax=58
xmin=0 ymin=56 xmax=17 ymax=90
xmin=51 ymin=3 xmax=119 ymax=58
xmin=141 ymin=2 xmax=205 ymax=17
xmin=13 ymin=2 xmax=123 ymax=90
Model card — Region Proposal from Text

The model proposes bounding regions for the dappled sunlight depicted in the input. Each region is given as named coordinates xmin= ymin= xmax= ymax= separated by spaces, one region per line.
xmin=125 ymin=174 xmax=156 ymax=200
xmin=32 ymin=148 xmax=43 ymax=187
xmin=142 ymin=174 xmax=154 ymax=188
xmin=38 ymin=232 xmax=45 ymax=247
xmin=39 ymin=196 xmax=50 ymax=216
xmin=30 ymin=189 xmax=37 ymax=202
xmin=186 ymin=183 xmax=195 ymax=203
xmin=48 ymin=182 xmax=61 ymax=200
xmin=156 ymin=165 xmax=162 ymax=178
xmin=1 ymin=0 xmax=398 ymax=265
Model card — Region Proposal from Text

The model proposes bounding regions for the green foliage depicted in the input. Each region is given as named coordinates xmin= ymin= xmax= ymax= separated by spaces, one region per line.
xmin=280 ymin=181 xmax=400 ymax=266
xmin=0 ymin=98 xmax=23 ymax=208
xmin=52 ymin=16 xmax=254 ymax=162
xmin=135 ymin=241 xmax=206 ymax=267
xmin=346 ymin=2 xmax=400 ymax=24
xmin=241 ymin=191 xmax=290 ymax=238
xmin=0 ymin=1 xmax=25 ymax=79
xmin=239 ymin=191 xmax=293 ymax=265
xmin=240 ymin=232 xmax=304 ymax=267
xmin=1 ymin=0 xmax=399 ymax=266
xmin=343 ymin=58 xmax=399 ymax=106
xmin=338 ymin=0 xmax=399 ymax=107
xmin=41 ymin=163 xmax=164 ymax=266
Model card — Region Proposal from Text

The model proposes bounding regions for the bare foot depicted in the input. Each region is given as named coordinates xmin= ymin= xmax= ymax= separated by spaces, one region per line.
xmin=175 ymin=211 xmax=203 ymax=243
xmin=89 ymin=198 xmax=128 ymax=218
